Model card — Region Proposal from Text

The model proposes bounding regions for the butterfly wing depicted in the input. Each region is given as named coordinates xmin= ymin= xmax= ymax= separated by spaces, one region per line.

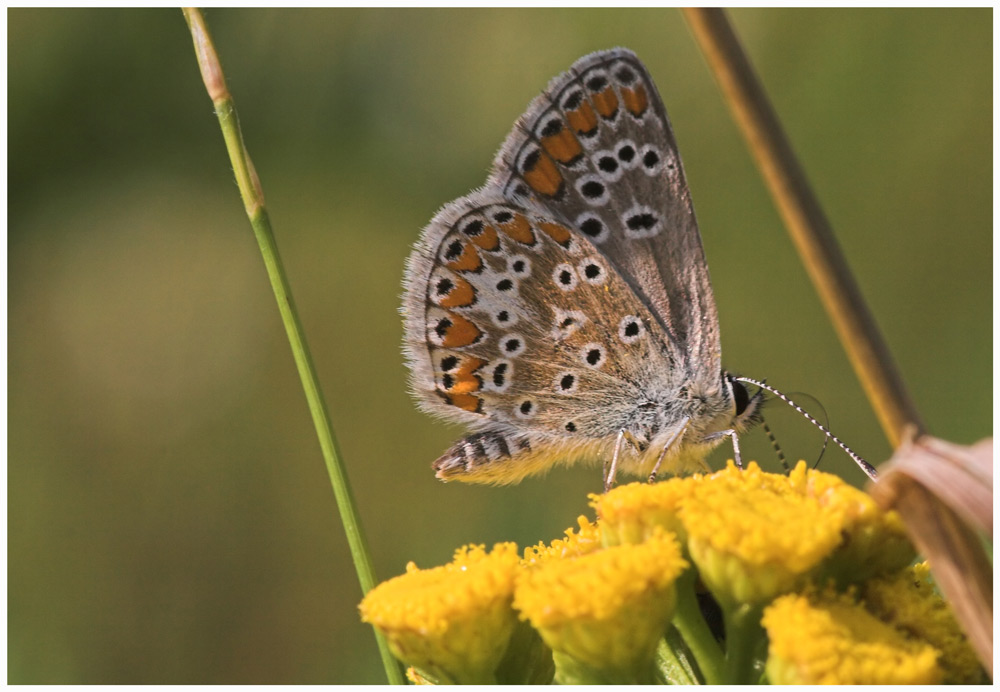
xmin=402 ymin=189 xmax=678 ymax=483
xmin=488 ymin=48 xmax=722 ymax=382
xmin=403 ymin=49 xmax=735 ymax=484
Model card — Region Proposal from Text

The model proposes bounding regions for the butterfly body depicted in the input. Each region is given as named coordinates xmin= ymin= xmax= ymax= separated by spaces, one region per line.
xmin=402 ymin=48 xmax=763 ymax=485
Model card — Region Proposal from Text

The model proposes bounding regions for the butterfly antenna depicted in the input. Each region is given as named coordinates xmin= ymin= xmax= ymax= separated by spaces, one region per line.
xmin=736 ymin=377 xmax=877 ymax=481
xmin=795 ymin=392 xmax=831 ymax=470
xmin=759 ymin=418 xmax=790 ymax=472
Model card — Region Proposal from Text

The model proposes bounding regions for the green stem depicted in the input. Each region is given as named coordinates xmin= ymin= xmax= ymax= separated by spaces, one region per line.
xmin=722 ymin=602 xmax=767 ymax=684
xmin=672 ymin=570 xmax=724 ymax=684
xmin=181 ymin=8 xmax=404 ymax=685
xmin=655 ymin=630 xmax=700 ymax=685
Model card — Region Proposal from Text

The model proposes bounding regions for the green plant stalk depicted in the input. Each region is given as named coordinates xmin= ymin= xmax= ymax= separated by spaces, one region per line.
xmin=671 ymin=570 xmax=723 ymax=684
xmin=655 ymin=630 xmax=701 ymax=684
xmin=181 ymin=8 xmax=404 ymax=685
xmin=722 ymin=602 xmax=767 ymax=685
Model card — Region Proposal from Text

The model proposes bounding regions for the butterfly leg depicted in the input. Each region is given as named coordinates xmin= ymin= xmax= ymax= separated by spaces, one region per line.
xmin=604 ymin=430 xmax=628 ymax=492
xmin=730 ymin=430 xmax=744 ymax=468
xmin=703 ymin=428 xmax=744 ymax=468
xmin=648 ymin=417 xmax=691 ymax=483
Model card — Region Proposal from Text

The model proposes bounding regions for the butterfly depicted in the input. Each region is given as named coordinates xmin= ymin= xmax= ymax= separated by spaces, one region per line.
xmin=401 ymin=48 xmax=768 ymax=487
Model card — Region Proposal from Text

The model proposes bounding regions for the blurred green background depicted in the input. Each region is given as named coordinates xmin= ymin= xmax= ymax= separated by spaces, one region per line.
xmin=8 ymin=8 xmax=991 ymax=684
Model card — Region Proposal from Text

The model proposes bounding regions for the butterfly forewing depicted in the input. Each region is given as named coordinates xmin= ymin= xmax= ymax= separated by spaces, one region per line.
xmin=489 ymin=48 xmax=721 ymax=381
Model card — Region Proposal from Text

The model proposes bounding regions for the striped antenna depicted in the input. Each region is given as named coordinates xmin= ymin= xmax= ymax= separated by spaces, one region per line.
xmin=736 ymin=377 xmax=878 ymax=481
xmin=759 ymin=418 xmax=790 ymax=472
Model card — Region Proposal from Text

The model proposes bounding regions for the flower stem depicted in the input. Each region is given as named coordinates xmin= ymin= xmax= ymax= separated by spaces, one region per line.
xmin=722 ymin=602 xmax=767 ymax=684
xmin=672 ymin=570 xmax=723 ymax=684
xmin=181 ymin=8 xmax=403 ymax=685
xmin=656 ymin=629 xmax=701 ymax=684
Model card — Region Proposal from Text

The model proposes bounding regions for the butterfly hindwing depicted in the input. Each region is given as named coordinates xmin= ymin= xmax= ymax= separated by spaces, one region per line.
xmin=403 ymin=188 xmax=674 ymax=441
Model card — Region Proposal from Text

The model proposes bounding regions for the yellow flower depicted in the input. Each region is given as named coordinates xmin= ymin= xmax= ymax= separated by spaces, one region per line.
xmin=358 ymin=543 xmax=520 ymax=684
xmin=513 ymin=528 xmax=687 ymax=683
xmin=788 ymin=462 xmax=915 ymax=584
xmin=522 ymin=515 xmax=602 ymax=565
xmin=863 ymin=563 xmax=987 ymax=684
xmin=762 ymin=586 xmax=942 ymax=684
xmin=593 ymin=475 xmax=703 ymax=546
xmin=678 ymin=462 xmax=844 ymax=606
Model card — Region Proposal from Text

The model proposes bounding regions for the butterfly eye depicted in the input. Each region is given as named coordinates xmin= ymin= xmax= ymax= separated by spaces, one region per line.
xmin=731 ymin=378 xmax=750 ymax=416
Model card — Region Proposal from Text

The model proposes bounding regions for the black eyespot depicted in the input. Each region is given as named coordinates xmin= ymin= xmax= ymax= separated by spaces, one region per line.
xmin=563 ymin=90 xmax=584 ymax=110
xmin=565 ymin=421 xmax=577 ymax=432
xmin=496 ymin=278 xmax=514 ymax=292
xmin=521 ymin=150 xmax=541 ymax=173
xmin=512 ymin=260 xmax=525 ymax=273
xmin=435 ymin=318 xmax=452 ymax=337
xmin=586 ymin=348 xmax=602 ymax=366
xmin=584 ymin=263 xmax=600 ymax=279
xmin=597 ymin=156 xmax=618 ymax=174
xmin=444 ymin=240 xmax=463 ymax=259
xmin=618 ymin=144 xmax=636 ymax=162
xmin=561 ymin=317 xmax=575 ymax=328
xmin=587 ymin=75 xmax=607 ymax=91
xmin=519 ymin=400 xmax=533 ymax=415
xmin=493 ymin=363 xmax=508 ymax=387
xmin=496 ymin=310 xmax=509 ymax=323
xmin=559 ymin=374 xmax=575 ymax=391
xmin=627 ymin=213 xmax=658 ymax=231
xmin=504 ymin=338 xmax=521 ymax=353
xmin=440 ymin=355 xmax=458 ymax=371
xmin=732 ymin=378 xmax=750 ymax=416
xmin=615 ymin=66 xmax=636 ymax=84
xmin=493 ymin=210 xmax=513 ymax=224
xmin=435 ymin=278 xmax=454 ymax=295
xmin=462 ymin=220 xmax=484 ymax=236
xmin=581 ymin=180 xmax=605 ymax=199
xmin=559 ymin=270 xmax=573 ymax=285
xmin=540 ymin=118 xmax=563 ymax=137
xmin=618 ymin=316 xmax=644 ymax=343
xmin=643 ymin=149 xmax=660 ymax=168
xmin=580 ymin=217 xmax=604 ymax=237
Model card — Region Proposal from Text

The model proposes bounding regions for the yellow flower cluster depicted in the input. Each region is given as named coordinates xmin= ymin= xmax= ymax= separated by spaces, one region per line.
xmin=358 ymin=543 xmax=521 ymax=684
xmin=762 ymin=586 xmax=942 ymax=684
xmin=359 ymin=462 xmax=984 ymax=685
